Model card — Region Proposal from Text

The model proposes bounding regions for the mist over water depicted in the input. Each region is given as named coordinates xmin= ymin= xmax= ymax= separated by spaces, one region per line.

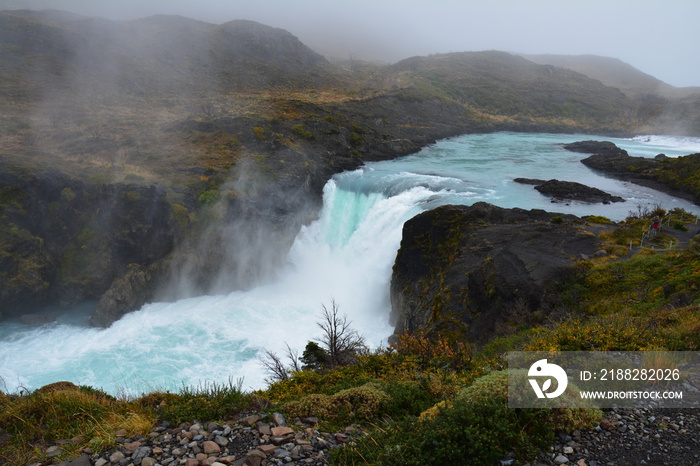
xmin=1 ymin=132 xmax=699 ymax=395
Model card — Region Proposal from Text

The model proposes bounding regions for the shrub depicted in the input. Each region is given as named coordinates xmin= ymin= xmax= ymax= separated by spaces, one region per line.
xmin=60 ymin=187 xmax=76 ymax=202
xmin=391 ymin=332 xmax=474 ymax=373
xmin=251 ymin=126 xmax=267 ymax=140
xmin=332 ymin=384 xmax=389 ymax=420
xmin=283 ymin=383 xmax=390 ymax=425
xmin=348 ymin=131 xmax=364 ymax=147
xmin=300 ymin=341 xmax=328 ymax=370
xmin=170 ymin=203 xmax=190 ymax=229
xmin=524 ymin=315 xmax=667 ymax=351
xmin=382 ymin=380 xmax=436 ymax=418
xmin=291 ymin=124 xmax=314 ymax=139
xmin=334 ymin=393 xmax=552 ymax=465
xmin=335 ymin=370 xmax=601 ymax=465
xmin=671 ymin=221 xmax=689 ymax=232
xmin=585 ymin=215 xmax=612 ymax=224
xmin=458 ymin=370 xmax=602 ymax=431
xmin=197 ymin=189 xmax=219 ymax=205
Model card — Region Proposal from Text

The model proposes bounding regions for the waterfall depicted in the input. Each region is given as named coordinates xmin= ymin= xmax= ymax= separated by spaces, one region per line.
xmin=0 ymin=170 xmax=438 ymax=394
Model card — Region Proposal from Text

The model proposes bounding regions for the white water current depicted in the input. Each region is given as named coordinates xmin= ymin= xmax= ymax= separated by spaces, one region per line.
xmin=1 ymin=132 xmax=700 ymax=395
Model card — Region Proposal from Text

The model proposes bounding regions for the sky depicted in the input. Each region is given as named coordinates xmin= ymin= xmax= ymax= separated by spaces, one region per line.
xmin=1 ymin=0 xmax=699 ymax=88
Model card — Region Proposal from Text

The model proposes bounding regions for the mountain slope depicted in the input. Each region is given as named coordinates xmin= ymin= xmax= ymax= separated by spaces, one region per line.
xmin=385 ymin=51 xmax=630 ymax=131
xmin=0 ymin=10 xmax=337 ymax=100
xmin=521 ymin=53 xmax=700 ymax=99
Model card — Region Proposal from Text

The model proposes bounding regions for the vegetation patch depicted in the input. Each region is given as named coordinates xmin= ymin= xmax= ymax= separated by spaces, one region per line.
xmin=291 ymin=123 xmax=315 ymax=139
xmin=0 ymin=385 xmax=154 ymax=464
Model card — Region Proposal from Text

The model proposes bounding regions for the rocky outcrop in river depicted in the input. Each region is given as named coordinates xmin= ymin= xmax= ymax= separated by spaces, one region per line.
xmin=563 ymin=140 xmax=700 ymax=204
xmin=390 ymin=202 xmax=601 ymax=345
xmin=514 ymin=178 xmax=625 ymax=204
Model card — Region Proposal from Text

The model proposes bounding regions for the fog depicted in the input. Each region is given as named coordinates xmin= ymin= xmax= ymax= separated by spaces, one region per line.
xmin=1 ymin=0 xmax=699 ymax=88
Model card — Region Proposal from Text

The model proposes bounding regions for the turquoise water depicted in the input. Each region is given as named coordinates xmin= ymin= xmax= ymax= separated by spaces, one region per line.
xmin=1 ymin=132 xmax=699 ymax=394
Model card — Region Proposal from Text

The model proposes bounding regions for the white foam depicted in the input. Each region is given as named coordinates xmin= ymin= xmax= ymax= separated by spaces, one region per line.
xmin=627 ymin=135 xmax=700 ymax=154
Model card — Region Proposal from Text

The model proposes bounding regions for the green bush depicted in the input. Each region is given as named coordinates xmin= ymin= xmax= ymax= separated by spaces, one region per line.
xmin=291 ymin=124 xmax=314 ymax=139
xmin=382 ymin=380 xmax=436 ymax=418
xmin=251 ymin=126 xmax=268 ymax=140
xmin=671 ymin=221 xmax=688 ymax=232
xmin=322 ymin=115 xmax=341 ymax=125
xmin=334 ymin=396 xmax=552 ymax=465
xmin=348 ymin=131 xmax=364 ymax=147
xmin=585 ymin=215 xmax=612 ymax=224
xmin=334 ymin=370 xmax=602 ymax=465
xmin=458 ymin=370 xmax=602 ymax=431
xmin=197 ymin=189 xmax=219 ymax=205
xmin=283 ymin=383 xmax=390 ymax=425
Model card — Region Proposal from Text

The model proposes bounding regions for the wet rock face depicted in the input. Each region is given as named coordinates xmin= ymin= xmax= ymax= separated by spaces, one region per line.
xmin=0 ymin=167 xmax=177 ymax=319
xmin=390 ymin=202 xmax=601 ymax=345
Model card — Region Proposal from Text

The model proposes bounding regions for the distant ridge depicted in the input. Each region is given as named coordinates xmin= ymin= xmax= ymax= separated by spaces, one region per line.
xmin=521 ymin=53 xmax=699 ymax=98
xmin=0 ymin=10 xmax=338 ymax=98
xmin=387 ymin=51 xmax=628 ymax=122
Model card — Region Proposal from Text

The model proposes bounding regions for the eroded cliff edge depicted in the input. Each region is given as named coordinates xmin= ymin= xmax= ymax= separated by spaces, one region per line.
xmin=390 ymin=202 xmax=602 ymax=345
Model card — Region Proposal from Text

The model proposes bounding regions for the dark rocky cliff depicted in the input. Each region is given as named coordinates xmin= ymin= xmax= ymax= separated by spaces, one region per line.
xmin=0 ymin=164 xmax=176 ymax=319
xmin=390 ymin=203 xmax=601 ymax=345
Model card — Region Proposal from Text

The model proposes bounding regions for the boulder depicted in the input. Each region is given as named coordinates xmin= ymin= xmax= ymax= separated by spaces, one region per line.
xmin=515 ymin=177 xmax=625 ymax=204
xmin=513 ymin=177 xmax=546 ymax=185
xmin=390 ymin=202 xmax=601 ymax=345
xmin=562 ymin=140 xmax=627 ymax=156
xmin=534 ymin=179 xmax=625 ymax=204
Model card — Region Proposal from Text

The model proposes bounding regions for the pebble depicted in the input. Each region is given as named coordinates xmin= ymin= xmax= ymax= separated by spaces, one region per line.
xmin=518 ymin=407 xmax=700 ymax=465
xmin=36 ymin=413 xmax=364 ymax=466
xmin=35 ymin=405 xmax=700 ymax=465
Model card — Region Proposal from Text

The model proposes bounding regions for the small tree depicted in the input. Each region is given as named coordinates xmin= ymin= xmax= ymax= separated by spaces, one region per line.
xmin=258 ymin=300 xmax=365 ymax=380
xmin=259 ymin=343 xmax=301 ymax=381
xmin=317 ymin=299 xmax=366 ymax=367
xmin=300 ymin=341 xmax=328 ymax=370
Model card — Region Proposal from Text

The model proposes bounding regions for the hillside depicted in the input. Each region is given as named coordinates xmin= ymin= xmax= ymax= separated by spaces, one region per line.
xmin=521 ymin=53 xmax=676 ymax=97
xmin=522 ymin=53 xmax=700 ymax=134
xmin=386 ymin=51 xmax=630 ymax=132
